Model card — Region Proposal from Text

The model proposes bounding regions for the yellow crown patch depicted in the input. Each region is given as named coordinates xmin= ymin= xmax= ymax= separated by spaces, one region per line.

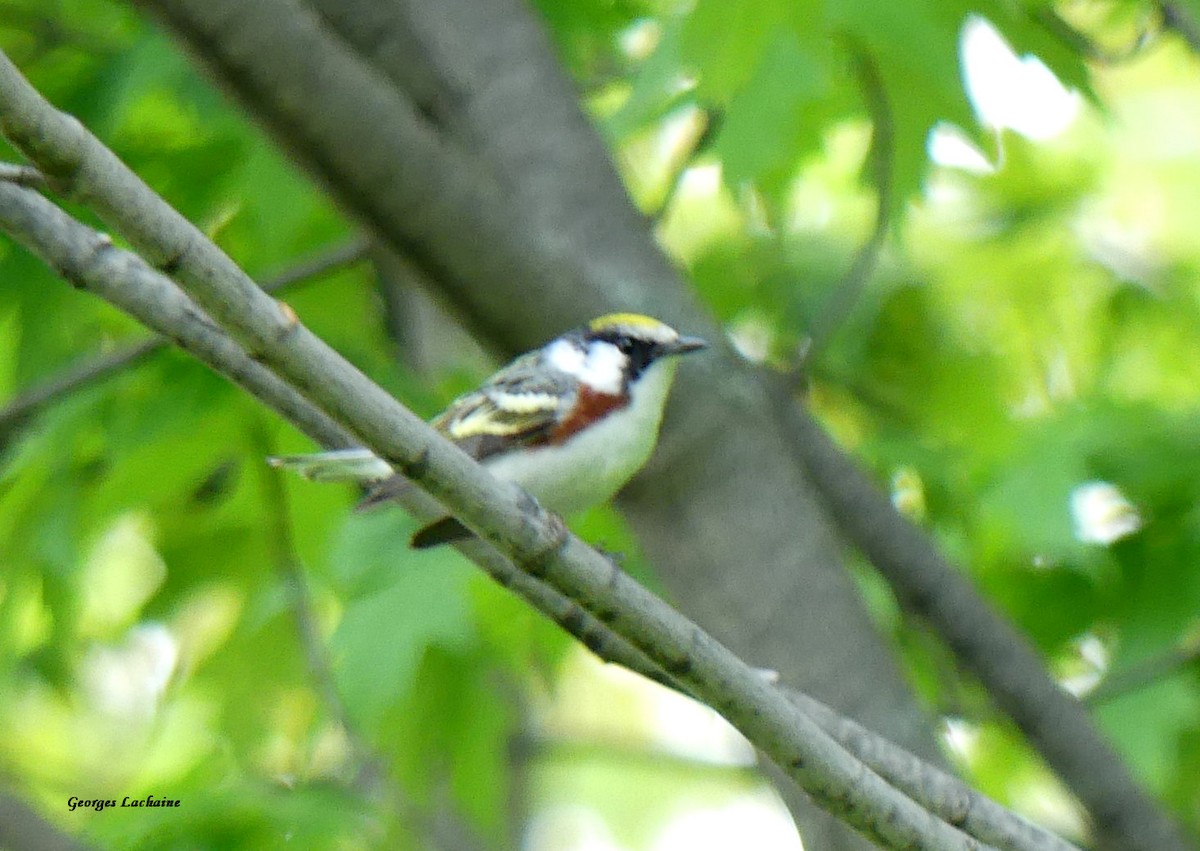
xmin=588 ymin=313 xmax=666 ymax=332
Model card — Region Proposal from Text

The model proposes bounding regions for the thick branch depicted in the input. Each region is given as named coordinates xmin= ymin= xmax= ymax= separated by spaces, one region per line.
xmin=308 ymin=0 xmax=679 ymax=305
xmin=773 ymin=399 xmax=1191 ymax=851
xmin=127 ymin=0 xmax=609 ymax=346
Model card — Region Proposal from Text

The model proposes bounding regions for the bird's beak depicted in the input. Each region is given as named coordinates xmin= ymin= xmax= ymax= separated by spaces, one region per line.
xmin=670 ymin=335 xmax=708 ymax=356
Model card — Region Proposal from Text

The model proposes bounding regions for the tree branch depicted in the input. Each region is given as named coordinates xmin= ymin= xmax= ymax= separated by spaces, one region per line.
xmin=0 ymin=337 xmax=160 ymax=438
xmin=369 ymin=245 xmax=433 ymax=376
xmin=0 ymin=236 xmax=369 ymax=434
xmin=307 ymin=0 xmax=681 ymax=306
xmin=651 ymin=108 xmax=717 ymax=223
xmin=1159 ymin=1 xmax=1200 ymax=54
xmin=0 ymin=112 xmax=993 ymax=851
xmin=128 ymin=0 xmax=607 ymax=347
xmin=1086 ymin=641 xmax=1200 ymax=706
xmin=254 ymin=423 xmax=490 ymax=851
xmin=0 ymin=161 xmax=47 ymax=187
xmin=1031 ymin=6 xmax=1160 ymax=66
xmin=769 ymin=397 xmax=1191 ymax=851
xmin=0 ymin=5 xmax=118 ymax=58
xmin=253 ymin=422 xmax=363 ymax=739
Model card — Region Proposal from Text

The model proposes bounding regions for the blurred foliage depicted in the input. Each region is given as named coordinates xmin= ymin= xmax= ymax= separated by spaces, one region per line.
xmin=2 ymin=0 xmax=1200 ymax=848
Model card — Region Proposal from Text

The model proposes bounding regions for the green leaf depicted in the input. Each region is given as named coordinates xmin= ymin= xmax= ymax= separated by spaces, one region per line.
xmin=330 ymin=515 xmax=476 ymax=728
xmin=1096 ymin=676 xmax=1200 ymax=790
xmin=713 ymin=32 xmax=836 ymax=192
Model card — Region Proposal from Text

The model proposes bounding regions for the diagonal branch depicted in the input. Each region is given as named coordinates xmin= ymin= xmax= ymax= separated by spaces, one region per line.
xmin=769 ymin=396 xmax=1191 ymax=851
xmin=0 ymin=235 xmax=369 ymax=434
xmin=1031 ymin=6 xmax=1160 ymax=66
xmin=0 ymin=161 xmax=46 ymax=187
xmin=0 ymin=337 xmax=159 ymax=438
xmin=307 ymin=0 xmax=681 ymax=303
xmin=128 ymin=0 xmax=609 ymax=346
xmin=253 ymin=422 xmax=490 ymax=851
xmin=1086 ymin=640 xmax=1200 ymax=706
xmin=1159 ymin=1 xmax=1200 ymax=54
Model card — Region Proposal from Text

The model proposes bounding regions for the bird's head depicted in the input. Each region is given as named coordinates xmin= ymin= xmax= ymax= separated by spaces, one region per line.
xmin=580 ymin=313 xmax=707 ymax=385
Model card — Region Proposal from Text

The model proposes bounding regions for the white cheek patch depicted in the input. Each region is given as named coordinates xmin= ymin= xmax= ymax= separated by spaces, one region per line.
xmin=546 ymin=339 xmax=586 ymax=376
xmin=583 ymin=341 xmax=626 ymax=394
xmin=545 ymin=338 xmax=626 ymax=394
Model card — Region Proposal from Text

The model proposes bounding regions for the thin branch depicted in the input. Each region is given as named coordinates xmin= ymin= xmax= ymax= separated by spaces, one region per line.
xmin=370 ymin=246 xmax=431 ymax=376
xmin=253 ymin=422 xmax=361 ymax=736
xmin=1031 ymin=7 xmax=1161 ymax=66
xmin=0 ymin=181 xmax=1085 ymax=851
xmin=1086 ymin=641 xmax=1200 ymax=706
xmin=0 ymin=337 xmax=160 ymax=437
xmin=0 ymin=6 xmax=119 ymax=57
xmin=0 ymin=236 xmax=369 ymax=434
xmin=0 ymin=161 xmax=46 ymax=187
xmin=767 ymin=392 xmax=1190 ymax=851
xmin=0 ymin=103 xmax=991 ymax=851
xmin=800 ymin=46 xmax=893 ymax=368
xmin=501 ymin=676 xmax=534 ymax=851
xmin=257 ymin=236 xmax=372 ymax=292
xmin=1158 ymin=1 xmax=1200 ymax=54
xmin=528 ymin=732 xmax=763 ymax=778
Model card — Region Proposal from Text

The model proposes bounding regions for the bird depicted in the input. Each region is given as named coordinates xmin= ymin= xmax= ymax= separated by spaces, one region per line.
xmin=269 ymin=313 xmax=707 ymax=548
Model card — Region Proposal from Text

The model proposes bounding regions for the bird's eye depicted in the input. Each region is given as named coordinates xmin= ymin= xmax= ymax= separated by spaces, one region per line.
xmin=616 ymin=338 xmax=635 ymax=355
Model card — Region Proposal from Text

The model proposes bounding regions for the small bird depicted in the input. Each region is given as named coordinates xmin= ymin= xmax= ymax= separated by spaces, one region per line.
xmin=270 ymin=313 xmax=707 ymax=548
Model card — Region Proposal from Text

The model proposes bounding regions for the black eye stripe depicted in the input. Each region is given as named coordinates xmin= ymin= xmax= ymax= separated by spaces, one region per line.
xmin=585 ymin=329 xmax=662 ymax=379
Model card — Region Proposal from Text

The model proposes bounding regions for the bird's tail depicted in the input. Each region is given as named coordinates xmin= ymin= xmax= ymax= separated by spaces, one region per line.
xmin=267 ymin=448 xmax=393 ymax=483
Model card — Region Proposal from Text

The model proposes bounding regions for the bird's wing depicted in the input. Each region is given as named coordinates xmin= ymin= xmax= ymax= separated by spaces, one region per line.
xmin=432 ymin=350 xmax=576 ymax=461
xmin=356 ymin=351 xmax=573 ymax=512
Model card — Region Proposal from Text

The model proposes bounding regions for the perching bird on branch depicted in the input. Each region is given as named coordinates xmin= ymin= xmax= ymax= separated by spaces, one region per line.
xmin=270 ymin=313 xmax=706 ymax=548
